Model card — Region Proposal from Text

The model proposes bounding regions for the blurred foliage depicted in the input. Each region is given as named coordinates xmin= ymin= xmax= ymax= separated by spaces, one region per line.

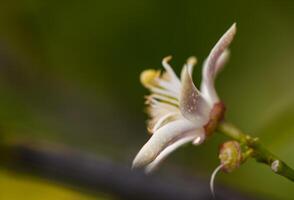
xmin=0 ymin=0 xmax=293 ymax=199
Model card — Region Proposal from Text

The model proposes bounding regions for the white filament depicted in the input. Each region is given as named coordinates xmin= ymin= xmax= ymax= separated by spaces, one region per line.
xmin=187 ymin=56 xmax=197 ymax=75
xmin=210 ymin=164 xmax=224 ymax=198
xmin=162 ymin=56 xmax=181 ymax=86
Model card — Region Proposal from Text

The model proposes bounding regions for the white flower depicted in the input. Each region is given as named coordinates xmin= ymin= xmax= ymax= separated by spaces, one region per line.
xmin=133 ymin=23 xmax=237 ymax=173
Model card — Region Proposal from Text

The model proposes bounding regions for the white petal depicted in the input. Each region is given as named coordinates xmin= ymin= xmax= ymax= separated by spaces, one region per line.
xmin=180 ymin=66 xmax=210 ymax=124
xmin=151 ymin=112 xmax=178 ymax=132
xmin=132 ymin=119 xmax=200 ymax=169
xmin=201 ymin=23 xmax=236 ymax=105
xmin=201 ymin=50 xmax=230 ymax=104
xmin=215 ymin=49 xmax=230 ymax=75
xmin=145 ymin=128 xmax=205 ymax=173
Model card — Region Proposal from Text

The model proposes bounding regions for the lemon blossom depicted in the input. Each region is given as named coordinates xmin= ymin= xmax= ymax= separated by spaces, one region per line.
xmin=133 ymin=24 xmax=237 ymax=173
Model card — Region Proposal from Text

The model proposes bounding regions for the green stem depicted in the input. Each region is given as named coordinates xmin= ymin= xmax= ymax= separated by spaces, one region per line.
xmin=217 ymin=121 xmax=294 ymax=182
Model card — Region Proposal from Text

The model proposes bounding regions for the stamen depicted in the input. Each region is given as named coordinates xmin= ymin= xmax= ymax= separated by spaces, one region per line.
xmin=147 ymin=98 xmax=177 ymax=110
xmin=162 ymin=56 xmax=181 ymax=85
xmin=210 ymin=164 xmax=224 ymax=199
xmin=140 ymin=69 xmax=160 ymax=88
xmin=162 ymin=55 xmax=173 ymax=65
xmin=162 ymin=56 xmax=173 ymax=75
xmin=187 ymin=56 xmax=197 ymax=65
xmin=150 ymin=87 xmax=178 ymax=99
xmin=156 ymin=78 xmax=180 ymax=95
xmin=187 ymin=56 xmax=197 ymax=75
xmin=149 ymin=94 xmax=178 ymax=105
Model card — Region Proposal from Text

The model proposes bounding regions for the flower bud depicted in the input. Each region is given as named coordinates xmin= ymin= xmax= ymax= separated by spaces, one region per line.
xmin=219 ymin=141 xmax=242 ymax=173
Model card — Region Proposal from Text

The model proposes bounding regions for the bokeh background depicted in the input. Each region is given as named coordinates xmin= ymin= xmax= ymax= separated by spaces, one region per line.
xmin=0 ymin=0 xmax=293 ymax=199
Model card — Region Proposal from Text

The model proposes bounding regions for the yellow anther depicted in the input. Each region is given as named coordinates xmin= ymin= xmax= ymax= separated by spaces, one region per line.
xmin=187 ymin=56 xmax=197 ymax=66
xmin=140 ymin=69 xmax=160 ymax=88
xmin=162 ymin=55 xmax=172 ymax=64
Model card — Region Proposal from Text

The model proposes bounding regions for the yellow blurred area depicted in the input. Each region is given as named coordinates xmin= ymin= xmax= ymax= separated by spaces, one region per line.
xmin=0 ymin=168 xmax=107 ymax=200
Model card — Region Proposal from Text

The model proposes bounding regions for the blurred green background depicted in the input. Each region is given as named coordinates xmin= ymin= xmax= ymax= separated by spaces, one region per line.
xmin=0 ymin=0 xmax=293 ymax=199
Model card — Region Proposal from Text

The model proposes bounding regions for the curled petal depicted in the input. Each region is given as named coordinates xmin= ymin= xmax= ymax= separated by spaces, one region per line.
xmin=180 ymin=66 xmax=210 ymax=124
xmin=145 ymin=128 xmax=205 ymax=173
xmin=201 ymin=23 xmax=236 ymax=105
xmin=132 ymin=119 xmax=201 ymax=169
xmin=151 ymin=112 xmax=178 ymax=133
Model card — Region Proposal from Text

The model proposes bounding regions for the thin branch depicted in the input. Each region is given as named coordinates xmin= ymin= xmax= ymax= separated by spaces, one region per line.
xmin=218 ymin=121 xmax=294 ymax=182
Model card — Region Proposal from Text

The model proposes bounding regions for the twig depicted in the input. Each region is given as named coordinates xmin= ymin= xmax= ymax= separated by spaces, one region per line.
xmin=218 ymin=122 xmax=294 ymax=181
